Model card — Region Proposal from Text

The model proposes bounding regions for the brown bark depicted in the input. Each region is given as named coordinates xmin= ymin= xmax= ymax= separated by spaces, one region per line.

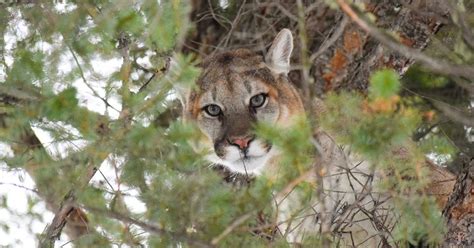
xmin=442 ymin=157 xmax=474 ymax=247
xmin=9 ymin=128 xmax=92 ymax=246
xmin=0 ymin=86 xmax=110 ymax=245
xmin=426 ymin=160 xmax=457 ymax=208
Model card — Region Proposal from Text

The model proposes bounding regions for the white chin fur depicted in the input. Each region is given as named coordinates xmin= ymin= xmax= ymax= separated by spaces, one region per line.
xmin=206 ymin=139 xmax=275 ymax=175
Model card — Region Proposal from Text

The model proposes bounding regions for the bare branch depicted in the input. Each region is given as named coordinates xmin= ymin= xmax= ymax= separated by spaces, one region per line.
xmin=432 ymin=101 xmax=474 ymax=127
xmin=452 ymin=77 xmax=474 ymax=95
xmin=446 ymin=1 xmax=474 ymax=49
xmin=66 ymin=44 xmax=120 ymax=113
xmin=257 ymin=2 xmax=298 ymax=22
xmin=0 ymin=182 xmax=39 ymax=193
xmin=309 ymin=16 xmax=349 ymax=62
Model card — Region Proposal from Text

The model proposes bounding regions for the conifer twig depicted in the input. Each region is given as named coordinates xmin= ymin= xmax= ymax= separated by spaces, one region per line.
xmin=82 ymin=205 xmax=213 ymax=248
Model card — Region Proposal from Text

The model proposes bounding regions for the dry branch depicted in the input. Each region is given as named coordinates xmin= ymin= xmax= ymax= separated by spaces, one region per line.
xmin=431 ymin=101 xmax=474 ymax=128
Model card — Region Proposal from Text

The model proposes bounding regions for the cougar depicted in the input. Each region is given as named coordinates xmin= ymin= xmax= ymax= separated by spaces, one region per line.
xmin=175 ymin=29 xmax=456 ymax=246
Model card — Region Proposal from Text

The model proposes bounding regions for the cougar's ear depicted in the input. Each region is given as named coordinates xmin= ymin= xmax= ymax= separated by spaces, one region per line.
xmin=266 ymin=29 xmax=293 ymax=75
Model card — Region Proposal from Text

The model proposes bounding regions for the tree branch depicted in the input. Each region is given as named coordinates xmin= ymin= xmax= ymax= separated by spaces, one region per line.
xmin=336 ymin=0 xmax=474 ymax=79
xmin=38 ymin=192 xmax=83 ymax=248
xmin=431 ymin=100 xmax=474 ymax=128
xmin=6 ymin=127 xmax=102 ymax=248
xmin=82 ymin=205 xmax=213 ymax=248
xmin=446 ymin=1 xmax=474 ymax=50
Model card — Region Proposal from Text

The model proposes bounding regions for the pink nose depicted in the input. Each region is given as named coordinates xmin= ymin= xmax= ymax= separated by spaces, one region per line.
xmin=230 ymin=136 xmax=253 ymax=150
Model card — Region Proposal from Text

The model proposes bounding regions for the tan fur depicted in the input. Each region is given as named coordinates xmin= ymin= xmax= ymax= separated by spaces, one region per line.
xmin=178 ymin=29 xmax=457 ymax=246
xmin=180 ymin=32 xmax=304 ymax=174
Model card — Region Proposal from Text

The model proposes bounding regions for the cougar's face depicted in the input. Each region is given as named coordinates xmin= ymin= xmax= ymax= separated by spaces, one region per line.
xmin=182 ymin=50 xmax=303 ymax=175
xmin=180 ymin=30 xmax=304 ymax=175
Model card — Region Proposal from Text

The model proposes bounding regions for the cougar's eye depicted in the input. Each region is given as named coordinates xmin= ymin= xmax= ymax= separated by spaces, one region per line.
xmin=250 ymin=93 xmax=267 ymax=108
xmin=203 ymin=104 xmax=222 ymax=117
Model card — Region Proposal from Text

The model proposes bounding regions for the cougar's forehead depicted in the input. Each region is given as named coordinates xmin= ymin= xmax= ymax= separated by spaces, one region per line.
xmin=198 ymin=49 xmax=275 ymax=89
xmin=184 ymin=49 xmax=304 ymax=122
xmin=189 ymin=50 xmax=277 ymax=112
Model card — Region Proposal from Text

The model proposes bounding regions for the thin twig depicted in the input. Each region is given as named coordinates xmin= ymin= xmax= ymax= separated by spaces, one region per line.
xmin=258 ymin=2 xmax=298 ymax=22
xmin=431 ymin=101 xmax=474 ymax=127
xmin=211 ymin=211 xmax=256 ymax=245
xmin=309 ymin=16 xmax=349 ymax=62
xmin=137 ymin=56 xmax=171 ymax=94
xmin=0 ymin=182 xmax=39 ymax=193
xmin=412 ymin=122 xmax=440 ymax=142
xmin=97 ymin=167 xmax=115 ymax=191
xmin=210 ymin=0 xmax=248 ymax=54
xmin=138 ymin=73 xmax=156 ymax=93
xmin=206 ymin=0 xmax=231 ymax=31
xmin=223 ymin=0 xmax=246 ymax=48
xmin=66 ymin=45 xmax=120 ymax=113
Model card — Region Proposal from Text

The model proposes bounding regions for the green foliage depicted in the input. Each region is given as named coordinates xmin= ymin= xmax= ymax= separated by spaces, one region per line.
xmin=142 ymin=0 xmax=191 ymax=52
xmin=0 ymin=1 xmax=206 ymax=246
xmin=8 ymin=49 xmax=45 ymax=84
xmin=369 ymin=69 xmax=400 ymax=99
xmin=77 ymin=187 xmax=108 ymax=210
xmin=420 ymin=135 xmax=457 ymax=158
xmin=168 ymin=53 xmax=202 ymax=92
xmin=320 ymin=69 xmax=446 ymax=245
xmin=393 ymin=197 xmax=446 ymax=246
xmin=42 ymin=88 xmax=78 ymax=120
xmin=321 ymin=91 xmax=420 ymax=159
xmin=404 ymin=66 xmax=449 ymax=88
xmin=255 ymin=116 xmax=314 ymax=187
xmin=0 ymin=1 xmax=462 ymax=247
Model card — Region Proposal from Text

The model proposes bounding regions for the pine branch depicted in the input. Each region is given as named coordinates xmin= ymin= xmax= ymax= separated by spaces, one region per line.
xmin=81 ymin=205 xmax=214 ymax=248
xmin=0 ymin=85 xmax=114 ymax=246
xmin=431 ymin=100 xmax=474 ymax=128
xmin=7 ymin=127 xmax=103 ymax=247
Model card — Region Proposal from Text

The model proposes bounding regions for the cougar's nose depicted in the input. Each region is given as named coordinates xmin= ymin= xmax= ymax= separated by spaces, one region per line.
xmin=229 ymin=136 xmax=254 ymax=151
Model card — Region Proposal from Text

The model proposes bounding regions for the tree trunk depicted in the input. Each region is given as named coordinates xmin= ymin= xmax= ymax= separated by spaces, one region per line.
xmin=442 ymin=157 xmax=474 ymax=247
